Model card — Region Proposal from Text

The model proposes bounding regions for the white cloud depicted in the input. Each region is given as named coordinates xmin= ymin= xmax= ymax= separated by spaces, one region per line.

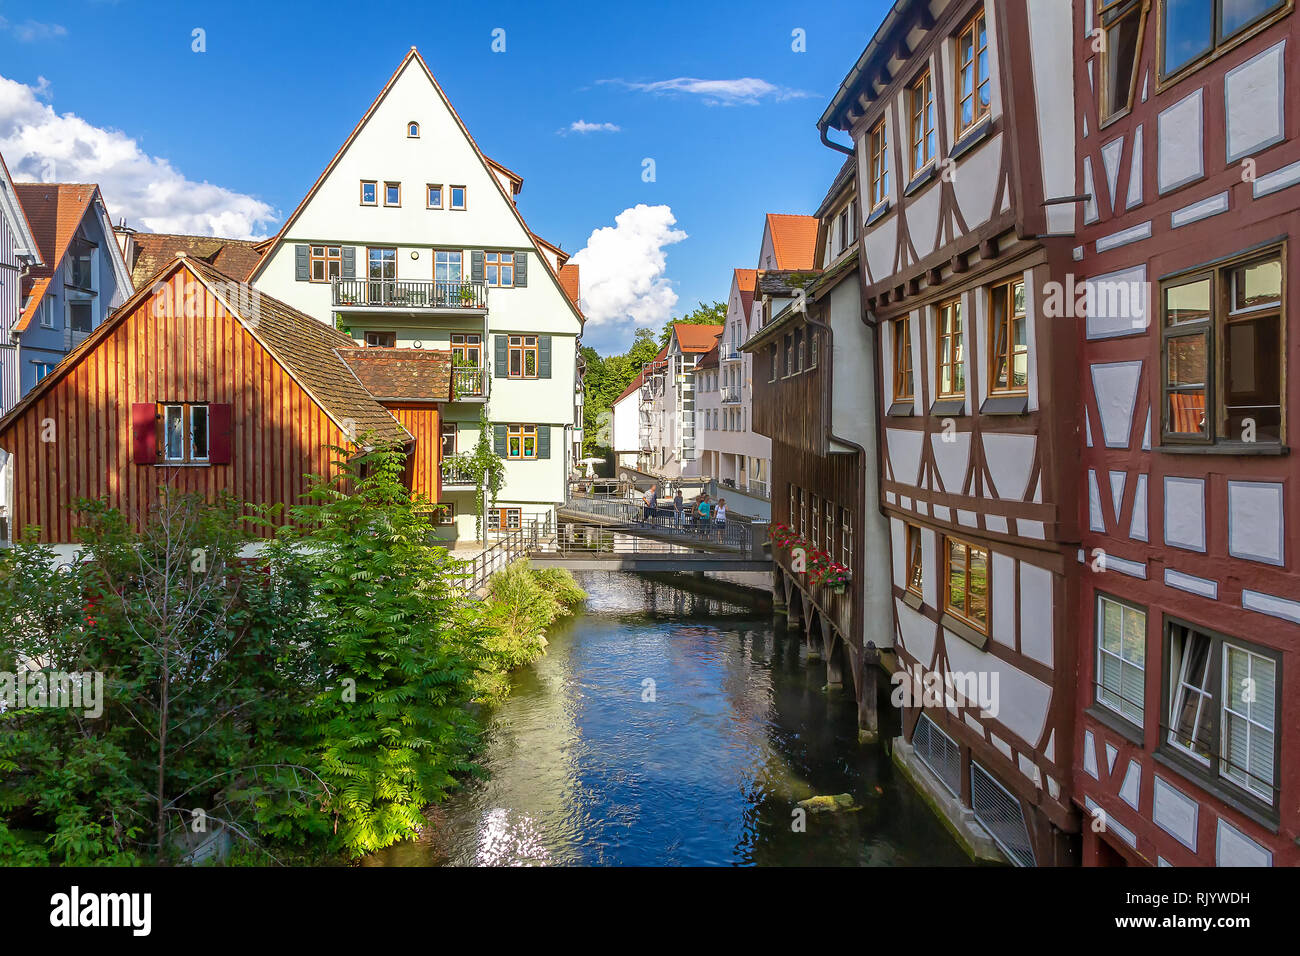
xmin=570 ymin=204 xmax=687 ymax=330
xmin=0 ymin=72 xmax=277 ymax=238
xmin=0 ymin=17 xmax=68 ymax=43
xmin=559 ymin=119 xmax=621 ymax=135
xmin=602 ymin=77 xmax=816 ymax=107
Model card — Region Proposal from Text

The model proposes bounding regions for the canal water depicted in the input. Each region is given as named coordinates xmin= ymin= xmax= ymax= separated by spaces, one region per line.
xmin=371 ymin=570 xmax=971 ymax=866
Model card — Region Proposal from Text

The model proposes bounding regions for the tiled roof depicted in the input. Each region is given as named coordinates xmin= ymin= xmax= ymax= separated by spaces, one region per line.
xmin=735 ymin=268 xmax=758 ymax=317
xmin=815 ymin=155 xmax=858 ymax=219
xmin=126 ymin=232 xmax=264 ymax=287
xmin=614 ymin=347 xmax=668 ymax=404
xmin=697 ymin=340 xmax=720 ymax=370
xmin=336 ymin=348 xmax=452 ymax=402
xmin=757 ymin=270 xmax=819 ymax=297
xmin=765 ymin=213 xmax=819 ymax=270
xmin=182 ymin=257 xmax=409 ymax=445
xmin=558 ymin=263 xmax=580 ymax=308
xmin=12 ymin=183 xmax=98 ymax=279
xmin=14 ymin=277 xmax=50 ymax=334
xmin=672 ymin=322 xmax=724 ymax=353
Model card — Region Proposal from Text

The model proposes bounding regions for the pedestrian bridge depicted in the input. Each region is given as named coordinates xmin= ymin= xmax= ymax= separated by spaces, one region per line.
xmin=541 ymin=495 xmax=771 ymax=573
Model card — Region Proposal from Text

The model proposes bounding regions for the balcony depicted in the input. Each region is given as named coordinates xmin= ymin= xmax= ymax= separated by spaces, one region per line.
xmin=332 ymin=278 xmax=487 ymax=312
xmin=721 ymin=385 xmax=742 ymax=404
xmin=452 ymin=366 xmax=488 ymax=401
xmin=441 ymin=455 xmax=477 ymax=488
xmin=721 ymin=343 xmax=742 ymax=362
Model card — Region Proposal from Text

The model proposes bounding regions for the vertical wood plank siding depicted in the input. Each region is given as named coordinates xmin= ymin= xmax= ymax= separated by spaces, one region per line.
xmin=1 ymin=271 xmax=350 ymax=543
xmin=385 ymin=404 xmax=442 ymax=503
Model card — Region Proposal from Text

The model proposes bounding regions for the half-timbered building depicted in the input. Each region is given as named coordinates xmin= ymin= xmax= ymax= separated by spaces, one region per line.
xmin=746 ymin=162 xmax=893 ymax=739
xmin=1072 ymin=0 xmax=1300 ymax=867
xmin=0 ymin=255 xmax=446 ymax=558
xmin=819 ymin=0 xmax=1083 ymax=865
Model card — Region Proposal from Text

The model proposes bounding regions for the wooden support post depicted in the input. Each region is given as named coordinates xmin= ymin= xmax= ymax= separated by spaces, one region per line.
xmin=858 ymin=641 xmax=880 ymax=744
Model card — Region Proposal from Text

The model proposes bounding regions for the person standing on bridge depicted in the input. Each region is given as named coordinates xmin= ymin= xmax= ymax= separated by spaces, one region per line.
xmin=672 ymin=489 xmax=684 ymax=529
xmin=714 ymin=498 xmax=727 ymax=543
xmin=695 ymin=495 xmax=711 ymax=534
xmin=642 ymin=484 xmax=658 ymax=525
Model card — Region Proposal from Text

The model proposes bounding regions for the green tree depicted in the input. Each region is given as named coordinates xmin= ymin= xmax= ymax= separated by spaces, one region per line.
xmin=286 ymin=442 xmax=487 ymax=856
xmin=656 ymin=300 xmax=727 ymax=348
xmin=0 ymin=492 xmax=327 ymax=865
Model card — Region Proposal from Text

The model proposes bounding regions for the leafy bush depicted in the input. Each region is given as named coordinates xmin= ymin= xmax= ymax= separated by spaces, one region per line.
xmin=475 ymin=560 xmax=585 ymax=701
xmin=285 ymin=444 xmax=489 ymax=857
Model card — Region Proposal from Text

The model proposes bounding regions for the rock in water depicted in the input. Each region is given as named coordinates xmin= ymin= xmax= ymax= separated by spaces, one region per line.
xmin=797 ymin=793 xmax=859 ymax=813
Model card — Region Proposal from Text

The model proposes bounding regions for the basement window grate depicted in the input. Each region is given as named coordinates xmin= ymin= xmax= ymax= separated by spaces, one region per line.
xmin=970 ymin=762 xmax=1036 ymax=867
xmin=912 ymin=713 xmax=961 ymax=798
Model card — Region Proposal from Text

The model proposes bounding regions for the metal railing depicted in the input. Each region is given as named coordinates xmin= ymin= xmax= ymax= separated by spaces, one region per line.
xmin=561 ymin=494 xmax=753 ymax=551
xmin=441 ymin=456 xmax=477 ymax=486
xmin=452 ymin=367 xmax=488 ymax=399
xmin=332 ymin=278 xmax=488 ymax=310
xmin=720 ymin=344 xmax=742 ymax=362
xmin=720 ymin=385 xmax=742 ymax=404
xmin=449 ymin=515 xmax=551 ymax=593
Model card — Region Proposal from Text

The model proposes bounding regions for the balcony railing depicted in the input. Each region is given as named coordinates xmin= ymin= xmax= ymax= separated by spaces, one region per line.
xmin=720 ymin=385 xmax=742 ymax=404
xmin=452 ymin=367 xmax=488 ymax=400
xmin=721 ymin=344 xmax=742 ymax=362
xmin=441 ymin=455 xmax=477 ymax=487
xmin=332 ymin=278 xmax=487 ymax=310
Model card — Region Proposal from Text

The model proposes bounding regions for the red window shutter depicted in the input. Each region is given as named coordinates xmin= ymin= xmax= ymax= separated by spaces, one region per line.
xmin=208 ymin=404 xmax=233 ymax=464
xmin=131 ymin=403 xmax=157 ymax=464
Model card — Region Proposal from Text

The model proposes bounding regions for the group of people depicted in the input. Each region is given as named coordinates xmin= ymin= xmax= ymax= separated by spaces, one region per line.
xmin=640 ymin=484 xmax=728 ymax=540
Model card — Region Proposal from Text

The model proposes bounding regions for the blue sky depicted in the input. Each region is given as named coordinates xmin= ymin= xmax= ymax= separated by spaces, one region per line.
xmin=0 ymin=0 xmax=890 ymax=353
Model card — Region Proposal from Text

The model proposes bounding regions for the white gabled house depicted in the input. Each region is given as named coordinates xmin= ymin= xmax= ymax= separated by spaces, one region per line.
xmin=251 ymin=47 xmax=584 ymax=543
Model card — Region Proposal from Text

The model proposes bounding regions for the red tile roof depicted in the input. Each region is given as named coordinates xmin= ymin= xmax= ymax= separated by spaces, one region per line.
xmin=125 ymin=232 xmax=265 ymax=287
xmin=13 ymin=183 xmax=99 ymax=281
xmin=615 ymin=347 xmax=668 ymax=404
xmin=765 ymin=214 xmax=819 ymax=270
xmin=672 ymin=322 xmax=724 ymax=353
xmin=735 ymin=268 xmax=758 ymax=318
xmin=14 ymin=277 xmax=50 ymax=334
xmin=336 ymin=348 xmax=453 ymax=402
xmin=558 ymin=263 xmax=580 ymax=308
xmin=0 ymin=255 xmax=409 ymax=447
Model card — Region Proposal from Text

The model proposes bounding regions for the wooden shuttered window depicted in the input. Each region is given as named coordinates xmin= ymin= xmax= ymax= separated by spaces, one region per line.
xmin=471 ymin=250 xmax=485 ymax=283
xmin=131 ymin=402 xmax=231 ymax=465
xmin=294 ymin=245 xmax=309 ymax=281
xmin=513 ymin=251 xmax=528 ymax=287
xmin=131 ymin=403 xmax=157 ymax=464
xmin=494 ymin=334 xmax=508 ymax=378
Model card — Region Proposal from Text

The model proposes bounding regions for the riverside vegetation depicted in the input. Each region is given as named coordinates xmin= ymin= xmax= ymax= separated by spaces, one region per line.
xmin=0 ymin=443 xmax=583 ymax=865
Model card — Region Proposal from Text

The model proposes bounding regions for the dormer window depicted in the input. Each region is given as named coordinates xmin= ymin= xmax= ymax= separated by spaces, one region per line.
xmin=407 ymin=121 xmax=420 ymax=138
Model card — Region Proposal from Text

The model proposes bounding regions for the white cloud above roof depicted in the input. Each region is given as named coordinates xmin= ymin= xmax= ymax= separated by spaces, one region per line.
xmin=0 ymin=72 xmax=277 ymax=238
xmin=570 ymin=204 xmax=687 ymax=331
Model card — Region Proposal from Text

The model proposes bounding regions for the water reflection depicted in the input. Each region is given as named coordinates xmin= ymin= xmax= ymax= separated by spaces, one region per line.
xmin=368 ymin=571 xmax=970 ymax=867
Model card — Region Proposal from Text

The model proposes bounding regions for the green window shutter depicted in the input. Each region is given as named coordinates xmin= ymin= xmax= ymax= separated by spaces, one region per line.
xmin=294 ymin=245 xmax=309 ymax=281
xmin=471 ymin=250 xmax=485 ymax=282
xmin=538 ymin=335 xmax=552 ymax=378
xmin=494 ymin=334 xmax=508 ymax=378
xmin=494 ymin=424 xmax=507 ymax=457
xmin=341 ymin=246 xmax=355 ymax=278
xmin=537 ymin=426 xmax=550 ymax=459
xmin=513 ymin=251 xmax=528 ymax=287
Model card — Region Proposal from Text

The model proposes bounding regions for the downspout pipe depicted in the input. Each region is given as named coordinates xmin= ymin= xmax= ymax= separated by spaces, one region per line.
xmin=820 ymin=124 xmax=855 ymax=157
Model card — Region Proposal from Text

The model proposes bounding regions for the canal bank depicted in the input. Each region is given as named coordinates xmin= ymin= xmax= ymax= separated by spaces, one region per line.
xmin=369 ymin=570 xmax=973 ymax=866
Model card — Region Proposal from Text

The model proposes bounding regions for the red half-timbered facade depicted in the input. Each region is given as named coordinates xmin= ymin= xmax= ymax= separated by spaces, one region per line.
xmin=820 ymin=0 xmax=1083 ymax=865
xmin=0 ymin=256 xmax=449 ymax=554
xmin=1073 ymin=0 xmax=1300 ymax=867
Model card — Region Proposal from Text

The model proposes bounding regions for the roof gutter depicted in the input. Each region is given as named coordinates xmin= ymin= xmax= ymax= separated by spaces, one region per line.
xmin=817 ymin=0 xmax=917 ymax=140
